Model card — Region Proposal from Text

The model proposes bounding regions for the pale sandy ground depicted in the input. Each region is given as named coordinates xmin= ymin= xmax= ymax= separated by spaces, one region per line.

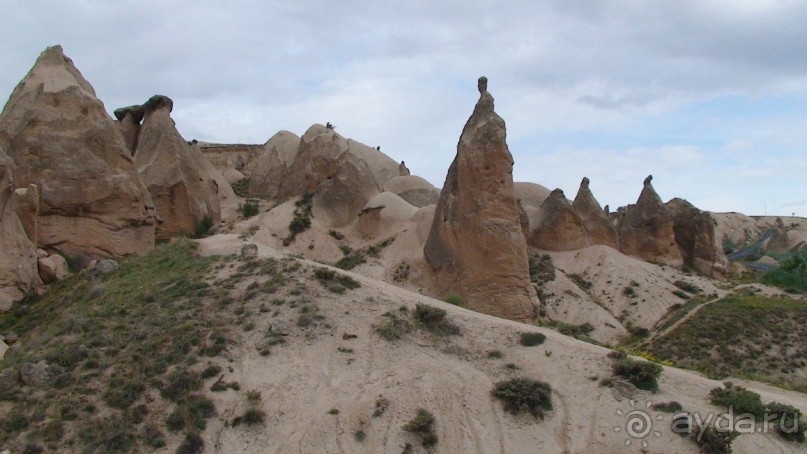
xmin=189 ymin=235 xmax=807 ymax=454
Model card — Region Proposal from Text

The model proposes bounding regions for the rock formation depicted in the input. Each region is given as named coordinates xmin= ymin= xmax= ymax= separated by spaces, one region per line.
xmin=114 ymin=105 xmax=144 ymax=154
xmin=527 ymin=189 xmax=588 ymax=251
xmin=399 ymin=161 xmax=410 ymax=176
xmin=382 ymin=175 xmax=440 ymax=208
xmin=344 ymin=138 xmax=402 ymax=187
xmin=765 ymin=217 xmax=794 ymax=254
xmin=572 ymin=177 xmax=618 ymax=249
xmin=251 ymin=125 xmax=380 ymax=226
xmin=0 ymin=45 xmax=155 ymax=259
xmin=0 ymin=148 xmax=41 ymax=310
xmin=667 ymin=198 xmax=729 ymax=277
xmin=248 ymin=131 xmax=301 ymax=197
xmin=617 ymin=176 xmax=683 ymax=267
xmin=12 ymin=184 xmax=39 ymax=245
xmin=133 ymin=95 xmax=221 ymax=238
xmin=424 ymin=77 xmax=535 ymax=320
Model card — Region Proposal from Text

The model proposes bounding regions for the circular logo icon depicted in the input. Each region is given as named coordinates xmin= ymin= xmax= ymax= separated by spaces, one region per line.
xmin=614 ymin=400 xmax=664 ymax=448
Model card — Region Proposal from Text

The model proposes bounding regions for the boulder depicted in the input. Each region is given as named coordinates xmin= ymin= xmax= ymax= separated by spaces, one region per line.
xmin=133 ymin=95 xmax=221 ymax=238
xmin=12 ymin=184 xmax=38 ymax=244
xmin=528 ymin=188 xmax=588 ymax=251
xmin=572 ymin=177 xmax=618 ymax=249
xmin=38 ymin=253 xmax=70 ymax=284
xmin=382 ymin=175 xmax=440 ymax=208
xmin=617 ymin=176 xmax=684 ymax=267
xmin=514 ymin=181 xmax=552 ymax=223
xmin=88 ymin=258 xmax=119 ymax=279
xmin=248 ymin=130 xmax=301 ymax=197
xmin=423 ymin=77 xmax=535 ymax=320
xmin=0 ymin=45 xmax=156 ymax=258
xmin=667 ymin=198 xmax=729 ymax=277
xmin=0 ymin=148 xmax=42 ymax=311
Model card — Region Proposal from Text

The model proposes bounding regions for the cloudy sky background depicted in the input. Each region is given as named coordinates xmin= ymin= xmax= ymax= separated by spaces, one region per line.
xmin=2 ymin=0 xmax=806 ymax=215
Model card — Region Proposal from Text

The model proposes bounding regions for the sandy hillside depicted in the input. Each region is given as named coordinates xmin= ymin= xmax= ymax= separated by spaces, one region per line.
xmin=189 ymin=235 xmax=807 ymax=454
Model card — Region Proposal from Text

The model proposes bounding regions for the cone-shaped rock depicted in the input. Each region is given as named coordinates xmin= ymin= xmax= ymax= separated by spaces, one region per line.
xmin=0 ymin=148 xmax=42 ymax=311
xmin=424 ymin=77 xmax=535 ymax=320
xmin=617 ymin=176 xmax=683 ymax=266
xmin=528 ymin=188 xmax=588 ymax=251
xmin=667 ymin=198 xmax=729 ymax=277
xmin=134 ymin=95 xmax=221 ymax=238
xmin=573 ymin=177 xmax=618 ymax=248
xmin=0 ymin=45 xmax=155 ymax=258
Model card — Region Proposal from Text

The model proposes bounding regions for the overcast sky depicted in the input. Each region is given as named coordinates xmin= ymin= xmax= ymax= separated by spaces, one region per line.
xmin=2 ymin=0 xmax=806 ymax=216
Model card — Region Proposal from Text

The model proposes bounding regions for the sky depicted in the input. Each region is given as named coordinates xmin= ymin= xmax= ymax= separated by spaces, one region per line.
xmin=1 ymin=0 xmax=806 ymax=216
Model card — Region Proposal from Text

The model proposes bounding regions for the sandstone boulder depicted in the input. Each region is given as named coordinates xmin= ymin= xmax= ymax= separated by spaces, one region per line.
xmin=0 ymin=148 xmax=41 ymax=310
xmin=37 ymin=253 xmax=69 ymax=284
xmin=423 ymin=77 xmax=535 ymax=320
xmin=528 ymin=188 xmax=588 ymax=251
xmin=382 ymin=175 xmax=440 ymax=208
xmin=572 ymin=177 xmax=618 ymax=249
xmin=0 ymin=45 xmax=156 ymax=258
xmin=617 ymin=176 xmax=683 ymax=267
xmin=667 ymin=198 xmax=729 ymax=277
xmin=133 ymin=95 xmax=221 ymax=238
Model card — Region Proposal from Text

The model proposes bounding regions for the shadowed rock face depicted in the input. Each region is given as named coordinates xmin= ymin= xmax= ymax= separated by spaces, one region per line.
xmin=424 ymin=77 xmax=535 ymax=320
xmin=134 ymin=95 xmax=221 ymax=239
xmin=617 ymin=176 xmax=683 ymax=267
xmin=528 ymin=188 xmax=588 ymax=251
xmin=114 ymin=105 xmax=144 ymax=153
xmin=0 ymin=148 xmax=42 ymax=311
xmin=573 ymin=177 xmax=618 ymax=249
xmin=667 ymin=198 xmax=729 ymax=278
xmin=248 ymin=131 xmax=301 ymax=198
xmin=0 ymin=45 xmax=155 ymax=259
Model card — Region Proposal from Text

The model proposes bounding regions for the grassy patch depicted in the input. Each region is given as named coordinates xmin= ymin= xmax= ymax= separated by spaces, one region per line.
xmin=611 ymin=358 xmax=663 ymax=391
xmin=763 ymin=252 xmax=807 ymax=293
xmin=646 ymin=295 xmax=807 ymax=391
xmin=0 ymin=240 xmax=225 ymax=451
xmin=231 ymin=177 xmax=250 ymax=197
xmin=239 ymin=201 xmax=260 ymax=219
xmin=313 ymin=267 xmax=361 ymax=293
xmin=413 ymin=304 xmax=460 ymax=335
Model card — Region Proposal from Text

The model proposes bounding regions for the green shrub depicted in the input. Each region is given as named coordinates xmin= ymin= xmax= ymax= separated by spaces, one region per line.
xmin=375 ymin=314 xmax=411 ymax=341
xmin=709 ymin=384 xmax=765 ymax=420
xmin=673 ymin=280 xmax=701 ymax=294
xmin=353 ymin=429 xmax=366 ymax=442
xmin=201 ymin=365 xmax=222 ymax=379
xmin=567 ymin=273 xmax=592 ymax=290
xmin=652 ymin=401 xmax=683 ymax=413
xmin=283 ymin=193 xmax=313 ymax=244
xmin=487 ymin=350 xmax=504 ymax=359
xmin=176 ymin=432 xmax=204 ymax=454
xmin=104 ymin=375 xmax=146 ymax=409
xmin=763 ymin=252 xmax=807 ymax=293
xmin=402 ymin=409 xmax=437 ymax=447
xmin=491 ymin=378 xmax=553 ymax=419
xmin=519 ymin=332 xmax=546 ymax=347
xmin=693 ymin=426 xmax=736 ymax=454
xmin=444 ymin=294 xmax=462 ymax=306
xmin=240 ymin=201 xmax=259 ymax=219
xmin=231 ymin=178 xmax=250 ymax=197
xmin=612 ymin=358 xmax=663 ymax=391
xmin=765 ymin=402 xmax=805 ymax=443
xmin=414 ymin=303 xmax=459 ymax=335
xmin=233 ymin=408 xmax=265 ymax=426
xmin=193 ymin=216 xmax=214 ymax=238
xmin=161 ymin=369 xmax=202 ymax=401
